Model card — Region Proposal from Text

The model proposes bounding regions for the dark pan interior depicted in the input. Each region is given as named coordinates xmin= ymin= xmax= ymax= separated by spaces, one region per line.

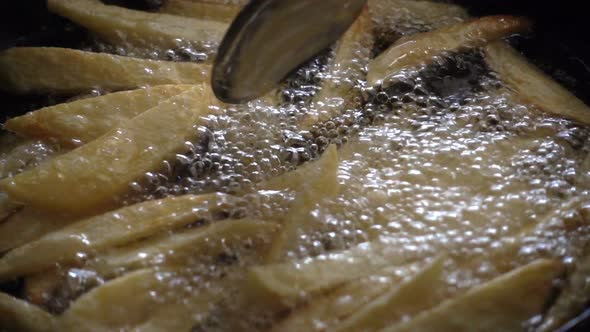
xmin=1 ymin=1 xmax=590 ymax=331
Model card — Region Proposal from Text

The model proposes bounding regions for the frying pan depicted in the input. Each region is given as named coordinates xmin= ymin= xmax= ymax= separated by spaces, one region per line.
xmin=0 ymin=1 xmax=589 ymax=331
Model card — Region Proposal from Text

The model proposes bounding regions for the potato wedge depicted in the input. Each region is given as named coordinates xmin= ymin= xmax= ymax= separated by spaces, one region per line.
xmin=59 ymin=268 xmax=224 ymax=332
xmin=0 ymin=292 xmax=56 ymax=332
xmin=264 ymin=145 xmax=340 ymax=262
xmin=0 ymin=208 xmax=77 ymax=253
xmin=48 ymin=0 xmax=226 ymax=51
xmin=160 ymin=0 xmax=240 ymax=23
xmin=0 ymin=88 xmax=216 ymax=216
xmin=93 ymin=219 xmax=279 ymax=278
xmin=484 ymin=41 xmax=590 ymax=126
xmin=381 ymin=259 xmax=563 ymax=332
xmin=4 ymin=85 xmax=197 ymax=146
xmin=245 ymin=239 xmax=416 ymax=307
xmin=0 ymin=47 xmax=211 ymax=95
xmin=368 ymin=15 xmax=532 ymax=86
xmin=0 ymin=194 xmax=225 ymax=281
xmin=272 ymin=263 xmax=422 ymax=332
xmin=333 ymin=255 xmax=447 ymax=332
xmin=300 ymin=8 xmax=373 ymax=129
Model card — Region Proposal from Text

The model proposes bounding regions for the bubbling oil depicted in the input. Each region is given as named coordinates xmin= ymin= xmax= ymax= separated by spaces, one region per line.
xmin=1 ymin=1 xmax=590 ymax=331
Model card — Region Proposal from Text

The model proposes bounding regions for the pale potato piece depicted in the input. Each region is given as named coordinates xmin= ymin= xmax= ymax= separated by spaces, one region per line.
xmin=300 ymin=8 xmax=373 ymax=129
xmin=160 ymin=0 xmax=240 ymax=23
xmin=93 ymin=219 xmax=279 ymax=278
xmin=333 ymin=255 xmax=447 ymax=332
xmin=0 ymin=47 xmax=211 ymax=95
xmin=0 ymin=292 xmax=56 ymax=332
xmin=5 ymin=85 xmax=197 ymax=146
xmin=264 ymin=145 xmax=340 ymax=262
xmin=484 ymin=41 xmax=590 ymax=126
xmin=0 ymin=208 xmax=76 ymax=253
xmin=48 ymin=0 xmax=226 ymax=51
xmin=59 ymin=268 xmax=224 ymax=332
xmin=368 ymin=15 xmax=532 ymax=86
xmin=245 ymin=239 xmax=417 ymax=307
xmin=0 ymin=194 xmax=224 ymax=281
xmin=272 ymin=264 xmax=423 ymax=332
xmin=0 ymin=88 xmax=216 ymax=216
xmin=381 ymin=259 xmax=563 ymax=332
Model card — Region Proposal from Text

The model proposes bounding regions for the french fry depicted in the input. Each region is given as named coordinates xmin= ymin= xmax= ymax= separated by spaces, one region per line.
xmin=245 ymin=239 xmax=416 ymax=307
xmin=159 ymin=0 xmax=240 ymax=23
xmin=300 ymin=8 xmax=373 ymax=129
xmin=92 ymin=219 xmax=279 ymax=278
xmin=0 ymin=139 xmax=63 ymax=180
xmin=0 ymin=88 xmax=216 ymax=216
xmin=47 ymin=0 xmax=226 ymax=51
xmin=484 ymin=41 xmax=590 ymax=126
xmin=0 ymin=193 xmax=225 ymax=281
xmin=263 ymin=145 xmax=340 ymax=262
xmin=0 ymin=292 xmax=56 ymax=332
xmin=58 ymin=268 xmax=224 ymax=332
xmin=332 ymin=255 xmax=447 ymax=332
xmin=367 ymin=15 xmax=532 ymax=86
xmin=4 ymin=85 xmax=197 ymax=146
xmin=381 ymin=259 xmax=563 ymax=332
xmin=271 ymin=263 xmax=423 ymax=332
xmin=0 ymin=47 xmax=211 ymax=95
xmin=0 ymin=208 xmax=76 ymax=253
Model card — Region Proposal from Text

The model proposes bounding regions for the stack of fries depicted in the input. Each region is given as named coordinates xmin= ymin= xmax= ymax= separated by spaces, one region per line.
xmin=1 ymin=1 xmax=590 ymax=331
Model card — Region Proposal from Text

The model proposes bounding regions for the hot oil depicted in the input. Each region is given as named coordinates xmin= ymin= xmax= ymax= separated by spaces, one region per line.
xmin=1 ymin=1 xmax=590 ymax=330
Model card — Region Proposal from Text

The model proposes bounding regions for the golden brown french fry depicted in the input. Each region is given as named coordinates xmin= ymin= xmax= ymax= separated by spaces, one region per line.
xmin=332 ymin=256 xmax=447 ymax=332
xmin=58 ymin=268 xmax=224 ymax=332
xmin=245 ymin=239 xmax=416 ymax=307
xmin=4 ymin=85 xmax=197 ymax=146
xmin=271 ymin=263 xmax=423 ymax=332
xmin=300 ymin=8 xmax=373 ymax=129
xmin=48 ymin=0 xmax=226 ymax=51
xmin=484 ymin=41 xmax=590 ymax=126
xmin=381 ymin=259 xmax=563 ymax=332
xmin=0 ymin=292 xmax=56 ymax=332
xmin=0 ymin=208 xmax=76 ymax=253
xmin=159 ymin=0 xmax=240 ymax=23
xmin=0 ymin=193 xmax=225 ymax=281
xmin=0 ymin=47 xmax=211 ymax=95
xmin=92 ymin=219 xmax=279 ymax=278
xmin=368 ymin=15 xmax=532 ymax=86
xmin=0 ymin=87 xmax=216 ymax=216
xmin=264 ymin=145 xmax=340 ymax=262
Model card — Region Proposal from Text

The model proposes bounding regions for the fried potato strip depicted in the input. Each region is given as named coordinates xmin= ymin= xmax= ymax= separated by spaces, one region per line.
xmin=0 ymin=47 xmax=211 ymax=95
xmin=0 ymin=208 xmax=76 ymax=253
xmin=333 ymin=256 xmax=447 ymax=332
xmin=0 ymin=292 xmax=56 ymax=332
xmin=381 ymin=259 xmax=563 ymax=332
xmin=93 ymin=219 xmax=278 ymax=278
xmin=4 ymin=85 xmax=197 ymax=146
xmin=58 ymin=268 xmax=224 ymax=332
xmin=246 ymin=239 xmax=416 ymax=307
xmin=300 ymin=8 xmax=373 ymax=129
xmin=159 ymin=0 xmax=240 ymax=23
xmin=0 ymin=194 xmax=223 ymax=281
xmin=484 ymin=41 xmax=590 ymax=126
xmin=48 ymin=0 xmax=227 ymax=51
xmin=367 ymin=15 xmax=532 ymax=86
xmin=0 ymin=88 xmax=216 ymax=216
xmin=271 ymin=264 xmax=421 ymax=332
